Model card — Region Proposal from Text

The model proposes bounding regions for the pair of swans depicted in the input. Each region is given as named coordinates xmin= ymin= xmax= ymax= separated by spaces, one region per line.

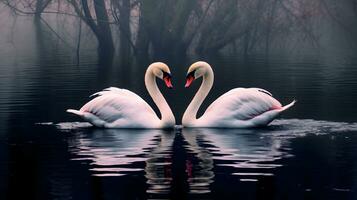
xmin=67 ymin=61 xmax=295 ymax=129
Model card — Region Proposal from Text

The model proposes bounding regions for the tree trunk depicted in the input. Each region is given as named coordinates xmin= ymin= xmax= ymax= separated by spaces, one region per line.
xmin=35 ymin=0 xmax=44 ymax=20
xmin=136 ymin=0 xmax=158 ymax=56
xmin=35 ymin=0 xmax=52 ymax=20
xmin=167 ymin=0 xmax=197 ymax=54
xmin=71 ymin=0 xmax=114 ymax=60
xmin=118 ymin=0 xmax=131 ymax=59
xmin=93 ymin=0 xmax=114 ymax=52
xmin=195 ymin=0 xmax=237 ymax=54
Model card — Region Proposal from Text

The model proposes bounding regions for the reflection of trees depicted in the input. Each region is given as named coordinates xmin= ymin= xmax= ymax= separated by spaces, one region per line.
xmin=3 ymin=0 xmax=355 ymax=58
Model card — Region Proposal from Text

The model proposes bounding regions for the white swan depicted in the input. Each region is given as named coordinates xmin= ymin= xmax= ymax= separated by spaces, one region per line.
xmin=182 ymin=61 xmax=295 ymax=128
xmin=67 ymin=62 xmax=176 ymax=129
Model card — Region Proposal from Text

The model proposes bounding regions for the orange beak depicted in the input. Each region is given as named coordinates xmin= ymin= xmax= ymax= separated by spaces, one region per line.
xmin=163 ymin=76 xmax=173 ymax=89
xmin=185 ymin=75 xmax=194 ymax=88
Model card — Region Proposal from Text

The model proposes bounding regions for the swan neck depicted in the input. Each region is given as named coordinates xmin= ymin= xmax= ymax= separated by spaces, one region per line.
xmin=145 ymin=68 xmax=175 ymax=127
xmin=183 ymin=67 xmax=214 ymax=125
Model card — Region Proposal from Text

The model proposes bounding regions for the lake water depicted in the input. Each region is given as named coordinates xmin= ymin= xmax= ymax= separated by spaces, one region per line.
xmin=1 ymin=17 xmax=357 ymax=200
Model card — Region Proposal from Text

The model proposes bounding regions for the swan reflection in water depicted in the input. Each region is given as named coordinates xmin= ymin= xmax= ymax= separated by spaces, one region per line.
xmin=182 ymin=127 xmax=291 ymax=183
xmin=181 ymin=129 xmax=215 ymax=194
xmin=66 ymin=127 xmax=176 ymax=195
xmin=60 ymin=120 xmax=317 ymax=196
xmin=63 ymin=125 xmax=291 ymax=195
xmin=144 ymin=130 xmax=175 ymax=194
xmin=65 ymin=127 xmax=217 ymax=196
xmin=55 ymin=119 xmax=357 ymax=197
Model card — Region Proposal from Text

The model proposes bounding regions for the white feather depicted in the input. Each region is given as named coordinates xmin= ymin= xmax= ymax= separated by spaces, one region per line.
xmin=67 ymin=63 xmax=176 ymax=129
xmin=196 ymin=88 xmax=293 ymax=127
xmin=182 ymin=62 xmax=295 ymax=128
xmin=69 ymin=88 xmax=159 ymax=128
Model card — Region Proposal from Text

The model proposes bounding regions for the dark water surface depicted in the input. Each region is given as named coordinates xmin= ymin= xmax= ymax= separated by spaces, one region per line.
xmin=1 ymin=17 xmax=357 ymax=200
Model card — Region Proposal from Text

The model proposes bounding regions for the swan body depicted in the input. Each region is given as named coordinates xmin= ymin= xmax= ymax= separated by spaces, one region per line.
xmin=182 ymin=61 xmax=295 ymax=128
xmin=67 ymin=62 xmax=175 ymax=129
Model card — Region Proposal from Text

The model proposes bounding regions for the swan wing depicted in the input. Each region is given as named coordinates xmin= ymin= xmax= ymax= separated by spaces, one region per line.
xmin=71 ymin=90 xmax=159 ymax=128
xmin=90 ymin=87 xmax=141 ymax=99
xmin=200 ymin=88 xmax=293 ymax=127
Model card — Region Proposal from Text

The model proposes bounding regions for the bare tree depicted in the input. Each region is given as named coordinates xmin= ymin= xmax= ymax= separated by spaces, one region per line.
xmin=35 ymin=0 xmax=52 ymax=19
xmin=111 ymin=0 xmax=133 ymax=59
xmin=135 ymin=0 xmax=197 ymax=57
xmin=2 ymin=0 xmax=348 ymax=58
xmin=68 ymin=0 xmax=114 ymax=55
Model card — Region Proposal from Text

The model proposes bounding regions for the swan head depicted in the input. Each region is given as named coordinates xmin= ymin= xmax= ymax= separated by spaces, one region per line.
xmin=148 ymin=62 xmax=173 ymax=88
xmin=185 ymin=61 xmax=213 ymax=88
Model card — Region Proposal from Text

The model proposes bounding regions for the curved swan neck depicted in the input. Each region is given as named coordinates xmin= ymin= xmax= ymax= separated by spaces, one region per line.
xmin=183 ymin=63 xmax=214 ymax=125
xmin=145 ymin=65 xmax=175 ymax=127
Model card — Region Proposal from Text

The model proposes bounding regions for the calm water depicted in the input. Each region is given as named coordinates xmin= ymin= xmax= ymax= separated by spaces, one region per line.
xmin=1 ymin=17 xmax=357 ymax=200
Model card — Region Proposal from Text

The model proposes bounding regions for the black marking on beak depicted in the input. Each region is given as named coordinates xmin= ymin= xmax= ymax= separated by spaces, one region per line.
xmin=162 ymin=71 xmax=173 ymax=88
xmin=186 ymin=70 xmax=195 ymax=79
xmin=163 ymin=71 xmax=172 ymax=79
xmin=185 ymin=70 xmax=196 ymax=88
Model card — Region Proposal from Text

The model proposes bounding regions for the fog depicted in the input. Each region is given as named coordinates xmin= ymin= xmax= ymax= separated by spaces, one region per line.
xmin=2 ymin=1 xmax=357 ymax=199
xmin=1 ymin=0 xmax=356 ymax=63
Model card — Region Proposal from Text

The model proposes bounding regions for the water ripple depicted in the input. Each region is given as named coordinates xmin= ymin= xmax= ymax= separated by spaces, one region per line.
xmin=182 ymin=118 xmax=357 ymax=182
xmin=67 ymin=129 xmax=160 ymax=177
xmin=55 ymin=126 xmax=176 ymax=196
xmin=50 ymin=118 xmax=357 ymax=193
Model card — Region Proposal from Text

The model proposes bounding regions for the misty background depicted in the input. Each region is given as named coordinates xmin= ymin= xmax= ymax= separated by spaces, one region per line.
xmin=1 ymin=0 xmax=357 ymax=123
xmin=1 ymin=1 xmax=357 ymax=200
xmin=1 ymin=0 xmax=357 ymax=60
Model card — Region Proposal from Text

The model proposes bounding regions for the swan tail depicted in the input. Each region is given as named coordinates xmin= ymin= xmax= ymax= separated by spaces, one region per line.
xmin=66 ymin=109 xmax=84 ymax=117
xmin=248 ymin=100 xmax=296 ymax=127
xmin=279 ymin=100 xmax=296 ymax=112
xmin=66 ymin=109 xmax=106 ymax=127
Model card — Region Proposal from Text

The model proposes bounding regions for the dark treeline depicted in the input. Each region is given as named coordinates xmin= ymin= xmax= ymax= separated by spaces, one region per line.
xmin=2 ymin=0 xmax=357 ymax=61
